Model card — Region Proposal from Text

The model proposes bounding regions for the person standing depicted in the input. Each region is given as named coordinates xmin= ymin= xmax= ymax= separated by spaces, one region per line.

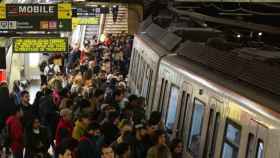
xmin=24 ymin=117 xmax=51 ymax=158
xmin=6 ymin=107 xmax=24 ymax=158
xmin=19 ymin=90 xmax=34 ymax=129
xmin=55 ymin=108 xmax=73 ymax=147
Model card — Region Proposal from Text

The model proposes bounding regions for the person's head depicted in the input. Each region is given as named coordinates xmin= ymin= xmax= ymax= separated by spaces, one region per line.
xmin=20 ymin=90 xmax=30 ymax=104
xmin=136 ymin=97 xmax=145 ymax=108
xmin=60 ymin=108 xmax=72 ymax=121
xmin=101 ymin=145 xmax=115 ymax=158
xmin=156 ymin=144 xmax=172 ymax=158
xmin=93 ymin=89 xmax=105 ymax=102
xmin=134 ymin=124 xmax=147 ymax=139
xmin=153 ymin=130 xmax=166 ymax=145
xmin=108 ymin=112 xmax=120 ymax=125
xmin=170 ymin=139 xmax=183 ymax=155
xmin=115 ymin=143 xmax=130 ymax=158
xmin=78 ymin=113 xmax=91 ymax=127
xmin=147 ymin=122 xmax=159 ymax=136
xmin=32 ymin=117 xmax=41 ymax=129
xmin=149 ymin=111 xmax=162 ymax=126
xmin=56 ymin=139 xmax=74 ymax=158
xmin=114 ymin=89 xmax=124 ymax=102
xmin=87 ymin=122 xmax=101 ymax=136
xmin=120 ymin=121 xmax=133 ymax=135
xmin=128 ymin=95 xmax=138 ymax=107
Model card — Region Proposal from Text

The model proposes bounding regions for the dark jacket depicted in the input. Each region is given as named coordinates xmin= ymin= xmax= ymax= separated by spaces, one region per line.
xmin=19 ymin=103 xmax=34 ymax=128
xmin=24 ymin=126 xmax=50 ymax=158
xmin=77 ymin=135 xmax=103 ymax=158
xmin=131 ymin=138 xmax=149 ymax=158
xmin=38 ymin=95 xmax=59 ymax=137
xmin=0 ymin=87 xmax=16 ymax=130
xmin=101 ymin=121 xmax=119 ymax=145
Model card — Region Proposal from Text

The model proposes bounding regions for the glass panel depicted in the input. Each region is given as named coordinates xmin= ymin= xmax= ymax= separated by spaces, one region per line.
xmin=158 ymin=78 xmax=165 ymax=110
xmin=210 ymin=113 xmax=220 ymax=158
xmin=160 ymin=80 xmax=168 ymax=113
xmin=203 ymin=109 xmax=214 ymax=158
xmin=256 ymin=140 xmax=264 ymax=158
xmin=188 ymin=99 xmax=205 ymax=157
xmin=146 ymin=69 xmax=153 ymax=105
xmin=246 ymin=134 xmax=255 ymax=158
xmin=226 ymin=124 xmax=241 ymax=145
xmin=178 ymin=91 xmax=186 ymax=132
xmin=142 ymin=66 xmax=149 ymax=97
xmin=222 ymin=143 xmax=238 ymax=158
xmin=165 ymin=86 xmax=179 ymax=131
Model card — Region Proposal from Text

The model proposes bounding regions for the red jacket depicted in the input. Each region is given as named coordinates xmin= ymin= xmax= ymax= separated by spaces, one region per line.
xmin=6 ymin=115 xmax=24 ymax=153
xmin=55 ymin=118 xmax=73 ymax=146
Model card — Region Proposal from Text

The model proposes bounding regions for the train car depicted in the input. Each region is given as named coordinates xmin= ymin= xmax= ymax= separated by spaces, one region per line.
xmin=152 ymin=41 xmax=280 ymax=158
xmin=128 ymin=33 xmax=174 ymax=115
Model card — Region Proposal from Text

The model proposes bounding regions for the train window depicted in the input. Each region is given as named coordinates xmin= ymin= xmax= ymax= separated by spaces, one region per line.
xmin=181 ymin=93 xmax=190 ymax=136
xmin=160 ymin=80 xmax=168 ymax=113
xmin=209 ymin=113 xmax=221 ymax=158
xmin=130 ymin=48 xmax=135 ymax=76
xmin=221 ymin=120 xmax=241 ymax=158
xmin=136 ymin=56 xmax=142 ymax=89
xmin=142 ymin=65 xmax=149 ymax=97
xmin=187 ymin=98 xmax=205 ymax=157
xmin=246 ymin=133 xmax=255 ymax=158
xmin=134 ymin=53 xmax=139 ymax=82
xmin=203 ymin=109 xmax=214 ymax=158
xmin=146 ymin=69 xmax=153 ymax=105
xmin=256 ymin=140 xmax=264 ymax=158
xmin=178 ymin=91 xmax=186 ymax=134
xmin=165 ymin=86 xmax=179 ymax=132
xmin=158 ymin=78 xmax=165 ymax=110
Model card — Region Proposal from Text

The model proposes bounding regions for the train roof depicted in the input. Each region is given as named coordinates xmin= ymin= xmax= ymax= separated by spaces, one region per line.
xmin=163 ymin=54 xmax=280 ymax=119
xmin=160 ymin=43 xmax=280 ymax=118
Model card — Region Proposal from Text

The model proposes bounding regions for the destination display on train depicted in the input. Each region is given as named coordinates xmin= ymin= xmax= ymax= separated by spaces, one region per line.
xmin=0 ymin=3 xmax=72 ymax=31
xmin=13 ymin=38 xmax=68 ymax=53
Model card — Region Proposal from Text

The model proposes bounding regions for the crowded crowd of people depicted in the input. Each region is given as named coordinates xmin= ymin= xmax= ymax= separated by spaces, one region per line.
xmin=0 ymin=33 xmax=183 ymax=158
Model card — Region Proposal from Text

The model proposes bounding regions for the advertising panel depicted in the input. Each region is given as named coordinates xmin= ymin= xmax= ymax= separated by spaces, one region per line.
xmin=0 ymin=3 xmax=71 ymax=31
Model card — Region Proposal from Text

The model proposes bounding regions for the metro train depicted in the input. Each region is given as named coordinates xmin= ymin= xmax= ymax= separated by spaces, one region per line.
xmin=128 ymin=31 xmax=280 ymax=158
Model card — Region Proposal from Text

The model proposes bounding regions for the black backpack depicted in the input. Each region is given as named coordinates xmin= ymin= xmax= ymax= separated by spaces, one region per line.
xmin=0 ymin=125 xmax=10 ymax=147
xmin=47 ymin=65 xmax=55 ymax=76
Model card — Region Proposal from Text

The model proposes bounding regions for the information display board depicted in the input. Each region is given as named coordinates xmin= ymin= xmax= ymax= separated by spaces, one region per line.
xmin=72 ymin=6 xmax=109 ymax=17
xmin=72 ymin=17 xmax=99 ymax=30
xmin=13 ymin=37 xmax=68 ymax=53
xmin=0 ymin=3 xmax=72 ymax=31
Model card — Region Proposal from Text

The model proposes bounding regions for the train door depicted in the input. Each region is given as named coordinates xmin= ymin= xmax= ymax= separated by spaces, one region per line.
xmin=202 ymin=97 xmax=224 ymax=158
xmin=245 ymin=120 xmax=268 ymax=158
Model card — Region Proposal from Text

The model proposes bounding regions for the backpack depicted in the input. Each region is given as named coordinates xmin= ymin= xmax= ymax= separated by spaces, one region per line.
xmin=0 ymin=125 xmax=10 ymax=147
xmin=47 ymin=65 xmax=55 ymax=76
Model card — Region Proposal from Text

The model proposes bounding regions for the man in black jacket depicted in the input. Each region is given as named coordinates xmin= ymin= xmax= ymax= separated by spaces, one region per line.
xmin=77 ymin=123 xmax=103 ymax=158
xmin=19 ymin=90 xmax=34 ymax=129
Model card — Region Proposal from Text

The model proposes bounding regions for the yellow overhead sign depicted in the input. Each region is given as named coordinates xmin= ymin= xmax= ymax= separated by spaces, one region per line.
xmin=58 ymin=3 xmax=72 ymax=19
xmin=72 ymin=17 xmax=99 ymax=30
xmin=13 ymin=38 xmax=68 ymax=53
xmin=0 ymin=3 xmax=6 ymax=19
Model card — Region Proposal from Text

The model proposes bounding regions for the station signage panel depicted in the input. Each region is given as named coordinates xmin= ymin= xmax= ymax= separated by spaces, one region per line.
xmin=13 ymin=37 xmax=68 ymax=53
xmin=0 ymin=3 xmax=72 ymax=31
xmin=72 ymin=17 xmax=99 ymax=30
xmin=72 ymin=6 xmax=109 ymax=17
